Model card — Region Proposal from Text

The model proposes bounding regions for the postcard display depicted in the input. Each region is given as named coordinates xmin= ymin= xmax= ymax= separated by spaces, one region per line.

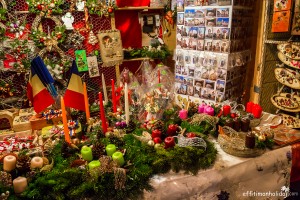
xmin=174 ymin=0 xmax=255 ymax=106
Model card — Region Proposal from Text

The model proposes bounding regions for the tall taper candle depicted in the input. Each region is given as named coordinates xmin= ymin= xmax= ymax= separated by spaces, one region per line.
xmin=99 ymin=92 xmax=107 ymax=133
xmin=83 ymin=82 xmax=90 ymax=120
xmin=102 ymin=74 xmax=108 ymax=105
xmin=61 ymin=97 xmax=71 ymax=143
xmin=124 ymin=83 xmax=130 ymax=124
xmin=111 ymin=79 xmax=117 ymax=113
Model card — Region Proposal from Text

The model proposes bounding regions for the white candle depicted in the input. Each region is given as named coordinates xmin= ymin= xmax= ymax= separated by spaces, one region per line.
xmin=30 ymin=157 xmax=43 ymax=169
xmin=124 ymin=83 xmax=130 ymax=124
xmin=102 ymin=74 xmax=108 ymax=105
xmin=3 ymin=155 xmax=17 ymax=172
xmin=13 ymin=177 xmax=28 ymax=194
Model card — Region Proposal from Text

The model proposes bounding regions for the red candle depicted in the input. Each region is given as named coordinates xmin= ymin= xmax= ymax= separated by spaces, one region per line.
xmin=111 ymin=79 xmax=117 ymax=113
xmin=223 ymin=105 xmax=231 ymax=116
xmin=164 ymin=136 xmax=175 ymax=149
xmin=246 ymin=102 xmax=254 ymax=113
xmin=252 ymin=104 xmax=262 ymax=119
xmin=99 ymin=92 xmax=107 ymax=133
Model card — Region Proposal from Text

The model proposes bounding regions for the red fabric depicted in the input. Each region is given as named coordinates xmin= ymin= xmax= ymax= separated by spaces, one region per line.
xmin=64 ymin=89 xmax=85 ymax=111
xmin=291 ymin=143 xmax=300 ymax=183
xmin=26 ymin=82 xmax=33 ymax=103
xmin=33 ymin=88 xmax=55 ymax=113
xmin=116 ymin=0 xmax=150 ymax=7
xmin=115 ymin=10 xmax=142 ymax=48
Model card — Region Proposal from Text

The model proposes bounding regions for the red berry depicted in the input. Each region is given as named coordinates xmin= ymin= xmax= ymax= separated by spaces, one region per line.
xmin=37 ymin=4 xmax=43 ymax=10
xmin=108 ymin=8 xmax=113 ymax=13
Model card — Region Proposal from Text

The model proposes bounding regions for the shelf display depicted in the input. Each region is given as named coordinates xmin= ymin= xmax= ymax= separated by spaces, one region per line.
xmin=174 ymin=2 xmax=254 ymax=105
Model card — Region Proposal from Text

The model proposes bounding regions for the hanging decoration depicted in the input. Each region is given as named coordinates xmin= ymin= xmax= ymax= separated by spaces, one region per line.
xmin=97 ymin=29 xmax=123 ymax=67
xmin=61 ymin=12 xmax=74 ymax=30
xmin=86 ymin=0 xmax=117 ymax=17
xmin=76 ymin=0 xmax=85 ymax=11
xmin=26 ymin=0 xmax=64 ymax=16
xmin=75 ymin=50 xmax=88 ymax=72
xmin=87 ymin=56 xmax=100 ymax=77
xmin=87 ymin=30 xmax=99 ymax=45
xmin=63 ymin=31 xmax=85 ymax=50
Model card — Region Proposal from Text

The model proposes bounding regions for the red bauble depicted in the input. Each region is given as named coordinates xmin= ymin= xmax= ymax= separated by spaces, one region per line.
xmin=230 ymin=113 xmax=237 ymax=118
xmin=166 ymin=124 xmax=178 ymax=136
xmin=186 ymin=132 xmax=196 ymax=138
xmin=153 ymin=137 xmax=162 ymax=144
xmin=37 ymin=4 xmax=43 ymax=10
xmin=151 ymin=129 xmax=162 ymax=139
xmin=164 ymin=136 xmax=175 ymax=149
xmin=108 ymin=7 xmax=113 ymax=13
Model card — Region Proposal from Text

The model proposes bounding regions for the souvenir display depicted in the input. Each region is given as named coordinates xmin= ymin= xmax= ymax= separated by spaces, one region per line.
xmin=274 ymin=67 xmax=300 ymax=89
xmin=278 ymin=52 xmax=300 ymax=69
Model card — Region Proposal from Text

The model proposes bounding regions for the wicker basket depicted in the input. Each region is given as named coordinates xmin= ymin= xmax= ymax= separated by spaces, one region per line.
xmin=218 ymin=126 xmax=265 ymax=158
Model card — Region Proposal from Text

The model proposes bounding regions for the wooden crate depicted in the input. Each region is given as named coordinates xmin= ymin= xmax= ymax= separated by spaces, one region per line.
xmin=30 ymin=115 xmax=63 ymax=130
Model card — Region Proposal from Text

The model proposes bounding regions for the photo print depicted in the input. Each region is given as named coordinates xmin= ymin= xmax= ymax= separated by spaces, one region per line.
xmin=185 ymin=18 xmax=195 ymax=26
xmin=181 ymin=26 xmax=188 ymax=36
xmin=175 ymin=65 xmax=182 ymax=75
xmin=205 ymin=27 xmax=213 ymax=39
xmin=204 ymin=40 xmax=213 ymax=51
xmin=206 ymin=8 xmax=216 ymax=17
xmin=204 ymin=80 xmax=216 ymax=89
xmin=195 ymin=9 xmax=206 ymax=17
xmin=194 ymin=18 xmax=206 ymax=26
xmin=181 ymin=65 xmax=189 ymax=75
xmin=194 ymin=67 xmax=202 ymax=78
xmin=216 ymin=79 xmax=225 ymax=92
xmin=212 ymin=40 xmax=221 ymax=52
xmin=179 ymin=84 xmax=188 ymax=95
xmin=217 ymin=68 xmax=227 ymax=80
xmin=197 ymin=27 xmax=205 ymax=39
xmin=189 ymin=26 xmax=198 ymax=38
xmin=187 ymin=85 xmax=195 ymax=96
xmin=213 ymin=27 xmax=223 ymax=39
xmin=188 ymin=66 xmax=195 ymax=77
xmin=208 ymin=67 xmax=218 ymax=81
xmin=218 ymin=54 xmax=228 ymax=68
xmin=177 ymin=25 xmax=184 ymax=36
xmin=188 ymin=37 xmax=197 ymax=50
xmin=197 ymin=39 xmax=204 ymax=51
xmin=194 ymin=86 xmax=201 ymax=97
xmin=216 ymin=8 xmax=230 ymax=17
xmin=175 ymin=49 xmax=184 ymax=65
xmin=184 ymin=0 xmax=195 ymax=6
xmin=216 ymin=91 xmax=225 ymax=103
xmin=216 ymin=18 xmax=229 ymax=27
xmin=206 ymin=18 xmax=216 ymax=26
xmin=184 ymin=51 xmax=192 ymax=65
xmin=175 ymin=75 xmax=184 ymax=83
xmin=184 ymin=77 xmax=194 ymax=86
xmin=192 ymin=52 xmax=200 ymax=65
xmin=194 ymin=79 xmax=204 ymax=87
xmin=201 ymin=88 xmax=216 ymax=101
xmin=177 ymin=13 xmax=184 ymax=25
xmin=175 ymin=82 xmax=181 ymax=94
xmin=221 ymin=41 xmax=230 ymax=53
xmin=181 ymin=37 xmax=189 ymax=49
xmin=201 ymin=66 xmax=210 ymax=79
xmin=177 ymin=0 xmax=184 ymax=12
xmin=185 ymin=9 xmax=195 ymax=18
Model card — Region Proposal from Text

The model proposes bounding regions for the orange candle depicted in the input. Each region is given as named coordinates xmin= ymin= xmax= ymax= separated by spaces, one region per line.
xmin=111 ymin=79 xmax=117 ymax=113
xmin=83 ymin=82 xmax=90 ymax=120
xmin=61 ymin=96 xmax=71 ymax=143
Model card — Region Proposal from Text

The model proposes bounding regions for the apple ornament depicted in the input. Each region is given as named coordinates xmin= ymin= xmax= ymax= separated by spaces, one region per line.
xmin=166 ymin=124 xmax=178 ymax=136
xmin=152 ymin=129 xmax=162 ymax=139
xmin=153 ymin=137 xmax=162 ymax=144
xmin=164 ymin=136 xmax=175 ymax=149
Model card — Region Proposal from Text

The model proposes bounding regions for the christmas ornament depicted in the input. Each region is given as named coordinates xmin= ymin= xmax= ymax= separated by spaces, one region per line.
xmin=88 ymin=30 xmax=99 ymax=45
xmin=26 ymin=0 xmax=64 ymax=16
xmin=61 ymin=12 xmax=74 ymax=30
xmin=46 ymin=64 xmax=63 ymax=80
xmin=87 ymin=56 xmax=100 ymax=77
xmin=8 ymin=19 xmax=25 ymax=38
xmin=86 ymin=0 xmax=117 ymax=17
xmin=97 ymin=29 xmax=124 ymax=67
xmin=0 ymin=171 xmax=12 ymax=187
xmin=92 ymin=142 xmax=105 ymax=159
xmin=64 ymin=31 xmax=85 ymax=50
xmin=75 ymin=50 xmax=88 ymax=72
xmin=76 ymin=0 xmax=85 ymax=11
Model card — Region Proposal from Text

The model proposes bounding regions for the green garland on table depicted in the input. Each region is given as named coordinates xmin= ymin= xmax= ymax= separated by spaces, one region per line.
xmin=2 ymin=127 xmax=216 ymax=200
xmin=124 ymin=45 xmax=171 ymax=60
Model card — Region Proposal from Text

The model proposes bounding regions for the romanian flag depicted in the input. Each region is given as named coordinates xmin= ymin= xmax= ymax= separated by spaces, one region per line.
xmin=27 ymin=65 xmax=55 ymax=113
xmin=64 ymin=61 xmax=85 ymax=111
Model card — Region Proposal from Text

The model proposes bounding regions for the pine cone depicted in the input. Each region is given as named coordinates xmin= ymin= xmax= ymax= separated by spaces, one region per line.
xmin=61 ymin=141 xmax=78 ymax=158
xmin=108 ymin=136 xmax=125 ymax=148
xmin=16 ymin=155 xmax=30 ymax=174
xmin=188 ymin=102 xmax=199 ymax=116
xmin=0 ymin=171 xmax=12 ymax=187
xmin=152 ymin=120 xmax=165 ymax=132
xmin=126 ymin=120 xmax=136 ymax=133
xmin=97 ymin=128 xmax=105 ymax=139
xmin=92 ymin=142 xmax=105 ymax=159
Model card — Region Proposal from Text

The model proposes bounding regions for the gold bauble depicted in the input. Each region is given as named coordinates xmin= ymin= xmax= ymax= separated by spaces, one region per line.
xmin=258 ymin=134 xmax=266 ymax=142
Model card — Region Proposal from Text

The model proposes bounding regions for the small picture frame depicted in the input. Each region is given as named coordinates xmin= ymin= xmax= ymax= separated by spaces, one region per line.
xmin=177 ymin=13 xmax=184 ymax=25
xmin=197 ymin=27 xmax=205 ymax=39
xmin=205 ymin=27 xmax=213 ymax=39
xmin=216 ymin=79 xmax=225 ymax=92
xmin=212 ymin=40 xmax=221 ymax=52
xmin=194 ymin=79 xmax=204 ymax=87
xmin=204 ymin=80 xmax=216 ymax=89
xmin=197 ymin=39 xmax=204 ymax=51
xmin=206 ymin=8 xmax=216 ymax=17
xmin=204 ymin=40 xmax=213 ymax=51
xmin=206 ymin=18 xmax=216 ymax=26
xmin=185 ymin=9 xmax=195 ymax=18
xmin=195 ymin=9 xmax=206 ymax=17
xmin=216 ymin=18 xmax=230 ymax=27
xmin=87 ymin=56 xmax=100 ymax=77
xmin=177 ymin=0 xmax=184 ymax=12
xmin=194 ymin=18 xmax=205 ymax=26
xmin=216 ymin=8 xmax=230 ymax=17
